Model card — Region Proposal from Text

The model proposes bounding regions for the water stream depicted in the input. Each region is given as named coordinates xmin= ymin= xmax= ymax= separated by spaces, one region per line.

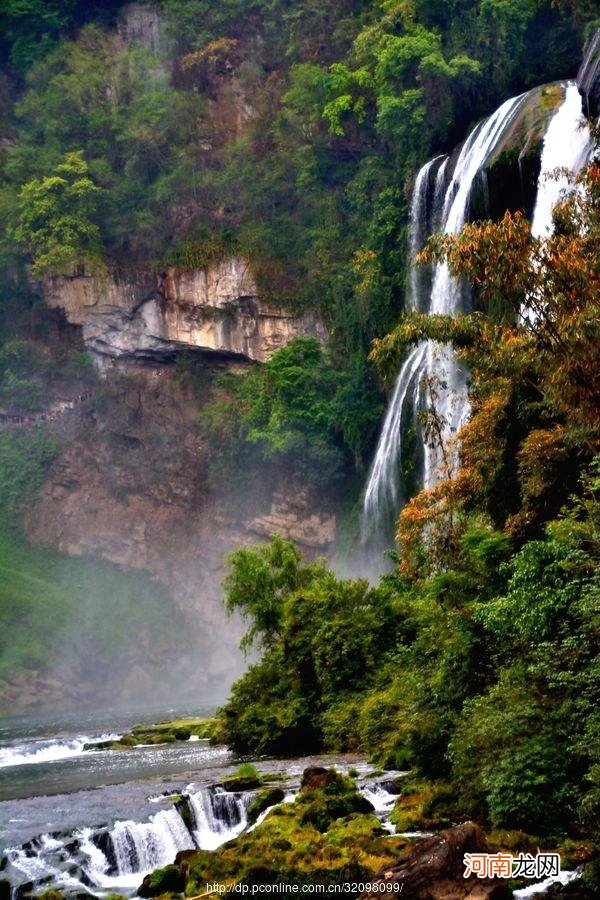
xmin=361 ymin=80 xmax=592 ymax=559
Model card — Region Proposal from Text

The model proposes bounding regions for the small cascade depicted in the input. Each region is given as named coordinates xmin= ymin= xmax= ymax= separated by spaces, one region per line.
xmin=361 ymin=92 xmax=527 ymax=551
xmin=531 ymin=82 xmax=592 ymax=239
xmin=0 ymin=733 xmax=120 ymax=768
xmin=2 ymin=786 xmax=251 ymax=896
xmin=407 ymin=155 xmax=447 ymax=312
xmin=360 ymin=781 xmax=399 ymax=816
xmin=108 ymin=809 xmax=194 ymax=878
xmin=188 ymin=786 xmax=249 ymax=851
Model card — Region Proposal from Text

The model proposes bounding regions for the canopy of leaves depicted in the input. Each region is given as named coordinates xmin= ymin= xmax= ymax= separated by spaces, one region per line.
xmin=11 ymin=151 xmax=102 ymax=275
xmin=203 ymin=336 xmax=384 ymax=486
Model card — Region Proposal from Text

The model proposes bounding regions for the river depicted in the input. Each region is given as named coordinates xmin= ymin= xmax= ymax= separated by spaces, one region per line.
xmin=0 ymin=707 xmax=375 ymax=897
xmin=0 ymin=707 xmax=581 ymax=898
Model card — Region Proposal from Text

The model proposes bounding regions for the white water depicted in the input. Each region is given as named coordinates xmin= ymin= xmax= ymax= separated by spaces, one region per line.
xmin=513 ymin=867 xmax=582 ymax=898
xmin=0 ymin=733 xmax=120 ymax=768
xmin=360 ymin=782 xmax=397 ymax=815
xmin=188 ymin=785 xmax=248 ymax=850
xmin=531 ymin=82 xmax=592 ymax=239
xmin=361 ymin=93 xmax=527 ymax=548
xmin=5 ymin=785 xmax=251 ymax=896
xmin=361 ymin=79 xmax=594 ymax=555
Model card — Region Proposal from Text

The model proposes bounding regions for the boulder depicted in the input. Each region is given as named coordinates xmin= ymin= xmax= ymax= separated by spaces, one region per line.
xmin=300 ymin=767 xmax=340 ymax=792
xmin=246 ymin=787 xmax=286 ymax=824
xmin=138 ymin=863 xmax=186 ymax=897
xmin=359 ymin=823 xmax=511 ymax=900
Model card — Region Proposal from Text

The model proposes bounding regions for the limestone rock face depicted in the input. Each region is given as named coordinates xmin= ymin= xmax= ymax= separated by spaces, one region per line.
xmin=41 ymin=257 xmax=327 ymax=366
xmin=578 ymin=30 xmax=600 ymax=119
xmin=15 ymin=367 xmax=338 ymax=712
xmin=118 ymin=2 xmax=168 ymax=58
xmin=248 ymin=490 xmax=336 ymax=549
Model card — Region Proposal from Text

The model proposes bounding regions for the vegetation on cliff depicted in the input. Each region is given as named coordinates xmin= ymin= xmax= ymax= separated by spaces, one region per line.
xmin=0 ymin=0 xmax=599 ymax=887
xmin=218 ymin=165 xmax=600 ymax=849
xmin=1 ymin=1 xmax=598 ymax=484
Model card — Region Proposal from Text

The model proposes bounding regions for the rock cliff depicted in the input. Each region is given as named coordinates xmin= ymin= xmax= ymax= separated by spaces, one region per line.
xmin=578 ymin=29 xmax=600 ymax=118
xmin=17 ymin=366 xmax=337 ymax=710
xmin=41 ymin=257 xmax=327 ymax=367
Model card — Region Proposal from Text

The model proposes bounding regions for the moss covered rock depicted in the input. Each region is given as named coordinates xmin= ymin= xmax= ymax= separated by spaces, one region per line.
xmin=147 ymin=767 xmax=407 ymax=897
xmin=138 ymin=864 xmax=185 ymax=897
xmin=246 ymin=788 xmax=286 ymax=825
xmin=221 ymin=763 xmax=263 ymax=791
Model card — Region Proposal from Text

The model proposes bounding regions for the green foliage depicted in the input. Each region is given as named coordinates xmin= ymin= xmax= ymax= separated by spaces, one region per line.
xmin=4 ymin=24 xmax=206 ymax=262
xmin=0 ymin=428 xmax=59 ymax=519
xmin=204 ymin=337 xmax=383 ymax=486
xmin=0 ymin=1 xmax=123 ymax=73
xmin=220 ymin=534 xmax=399 ymax=756
xmin=0 ymin=525 xmax=182 ymax=694
xmin=221 ymin=458 xmax=600 ymax=839
xmin=11 ymin=151 xmax=102 ymax=276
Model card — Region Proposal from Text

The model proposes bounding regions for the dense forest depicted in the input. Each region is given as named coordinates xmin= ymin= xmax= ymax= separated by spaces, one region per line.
xmin=0 ymin=0 xmax=599 ymax=895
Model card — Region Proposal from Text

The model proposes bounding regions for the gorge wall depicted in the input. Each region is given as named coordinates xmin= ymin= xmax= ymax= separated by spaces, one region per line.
xmin=3 ymin=255 xmax=334 ymax=712
xmin=41 ymin=257 xmax=327 ymax=367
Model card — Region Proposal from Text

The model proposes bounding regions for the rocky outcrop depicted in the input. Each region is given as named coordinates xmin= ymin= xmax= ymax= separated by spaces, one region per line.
xmin=41 ymin=257 xmax=327 ymax=366
xmin=360 ymin=823 xmax=509 ymax=900
xmin=578 ymin=30 xmax=600 ymax=119
xmin=248 ymin=490 xmax=336 ymax=549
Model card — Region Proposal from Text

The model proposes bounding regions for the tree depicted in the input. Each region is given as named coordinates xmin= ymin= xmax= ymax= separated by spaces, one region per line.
xmin=12 ymin=151 xmax=103 ymax=276
xmin=370 ymin=163 xmax=600 ymax=568
xmin=223 ymin=535 xmax=328 ymax=651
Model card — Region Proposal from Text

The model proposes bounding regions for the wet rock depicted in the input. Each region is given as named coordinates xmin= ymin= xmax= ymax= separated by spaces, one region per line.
xmin=578 ymin=30 xmax=600 ymax=119
xmin=138 ymin=863 xmax=186 ymax=897
xmin=174 ymin=795 xmax=195 ymax=834
xmin=246 ymin=788 xmax=286 ymax=824
xmin=360 ymin=822 xmax=511 ymax=900
xmin=301 ymin=767 xmax=339 ymax=792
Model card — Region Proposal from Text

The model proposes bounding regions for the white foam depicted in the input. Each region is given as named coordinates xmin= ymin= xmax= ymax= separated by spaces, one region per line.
xmin=0 ymin=734 xmax=120 ymax=768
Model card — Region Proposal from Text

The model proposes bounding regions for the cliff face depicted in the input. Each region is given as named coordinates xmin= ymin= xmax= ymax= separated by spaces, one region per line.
xmin=578 ymin=29 xmax=600 ymax=118
xmin=15 ymin=365 xmax=336 ymax=711
xmin=41 ymin=257 xmax=327 ymax=367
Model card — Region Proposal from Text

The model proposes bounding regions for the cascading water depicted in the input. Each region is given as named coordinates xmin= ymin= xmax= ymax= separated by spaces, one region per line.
xmin=531 ymin=82 xmax=592 ymax=239
xmin=188 ymin=785 xmax=248 ymax=851
xmin=361 ymin=92 xmax=527 ymax=551
xmin=361 ymin=79 xmax=593 ymax=558
xmin=3 ymin=786 xmax=250 ymax=896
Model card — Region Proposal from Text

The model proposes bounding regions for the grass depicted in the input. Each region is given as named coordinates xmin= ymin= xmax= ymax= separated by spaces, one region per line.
xmin=91 ymin=718 xmax=218 ymax=751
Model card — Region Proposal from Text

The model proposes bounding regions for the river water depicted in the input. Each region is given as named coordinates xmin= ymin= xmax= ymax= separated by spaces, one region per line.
xmin=0 ymin=707 xmax=374 ymax=897
xmin=0 ymin=708 xmax=582 ymax=898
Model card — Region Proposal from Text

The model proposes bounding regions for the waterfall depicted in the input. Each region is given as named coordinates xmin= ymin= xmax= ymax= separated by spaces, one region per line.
xmin=361 ymin=92 xmax=527 ymax=550
xmin=188 ymin=786 xmax=248 ymax=851
xmin=531 ymin=82 xmax=592 ymax=239
xmin=3 ymin=786 xmax=251 ymax=896
xmin=108 ymin=810 xmax=194 ymax=878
